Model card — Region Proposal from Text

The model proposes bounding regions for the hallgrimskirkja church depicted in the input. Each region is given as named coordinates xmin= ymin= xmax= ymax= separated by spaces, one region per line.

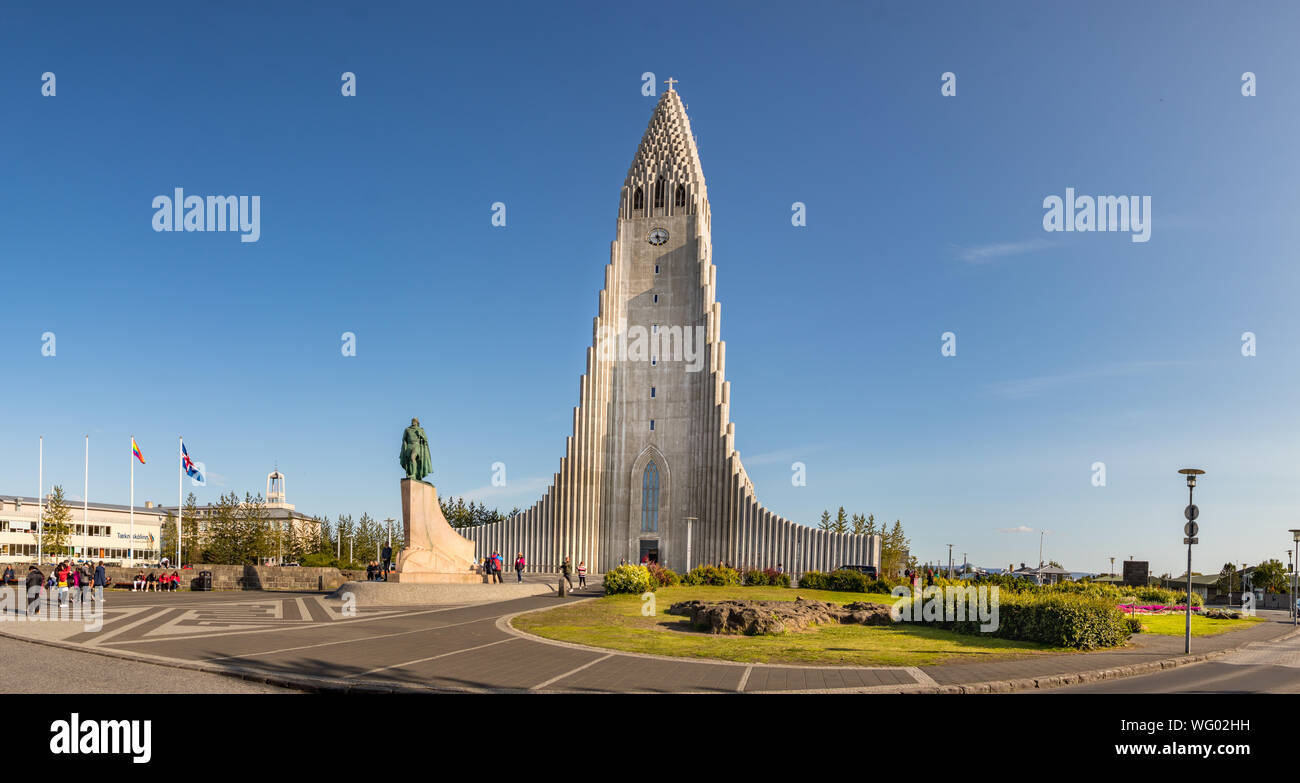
xmin=465 ymin=87 xmax=881 ymax=575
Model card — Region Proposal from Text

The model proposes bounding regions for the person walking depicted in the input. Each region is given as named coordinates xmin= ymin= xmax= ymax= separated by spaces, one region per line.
xmin=560 ymin=556 xmax=575 ymax=592
xmin=381 ymin=543 xmax=392 ymax=581
xmin=577 ymin=561 xmax=587 ymax=589
xmin=514 ymin=552 xmax=525 ymax=582
xmin=25 ymin=565 xmax=44 ymax=616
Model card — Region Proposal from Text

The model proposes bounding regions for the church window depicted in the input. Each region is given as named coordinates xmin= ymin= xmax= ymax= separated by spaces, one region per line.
xmin=651 ymin=387 xmax=656 ymax=398
xmin=633 ymin=187 xmax=644 ymax=212
xmin=654 ymin=178 xmax=665 ymax=209
xmin=654 ymin=264 xmax=660 ymax=274
xmin=649 ymin=419 xmax=656 ymax=431
xmin=641 ymin=462 xmax=659 ymax=532
xmin=653 ymin=294 xmax=659 ymax=303
xmin=651 ymin=356 xmax=657 ymax=366
xmin=675 ymin=185 xmax=686 ymax=207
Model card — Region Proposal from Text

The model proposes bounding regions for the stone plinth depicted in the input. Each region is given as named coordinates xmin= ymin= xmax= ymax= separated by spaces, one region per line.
xmin=393 ymin=479 xmax=481 ymax=584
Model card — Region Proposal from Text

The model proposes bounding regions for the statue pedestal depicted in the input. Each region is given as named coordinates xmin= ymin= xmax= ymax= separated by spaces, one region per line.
xmin=393 ymin=479 xmax=482 ymax=584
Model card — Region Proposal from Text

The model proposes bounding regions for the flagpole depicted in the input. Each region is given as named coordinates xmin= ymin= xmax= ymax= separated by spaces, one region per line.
xmin=84 ymin=435 xmax=89 ymax=560
xmin=177 ymin=436 xmax=183 ymax=568
xmin=37 ymin=436 xmax=43 ymax=564
xmin=129 ymin=436 xmax=135 ymax=565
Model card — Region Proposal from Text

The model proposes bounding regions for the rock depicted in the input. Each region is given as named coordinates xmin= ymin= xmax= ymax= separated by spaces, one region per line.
xmin=666 ymin=598 xmax=895 ymax=635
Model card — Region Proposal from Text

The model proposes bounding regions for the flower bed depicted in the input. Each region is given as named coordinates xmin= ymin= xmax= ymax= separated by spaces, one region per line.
xmin=1117 ymin=603 xmax=1202 ymax=614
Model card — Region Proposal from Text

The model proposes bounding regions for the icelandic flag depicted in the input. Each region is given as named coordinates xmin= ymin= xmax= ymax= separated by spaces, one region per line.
xmin=181 ymin=440 xmax=204 ymax=483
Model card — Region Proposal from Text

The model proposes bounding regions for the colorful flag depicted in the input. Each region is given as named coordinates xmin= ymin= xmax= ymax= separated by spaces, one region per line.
xmin=131 ymin=438 xmax=145 ymax=464
xmin=181 ymin=440 xmax=203 ymax=483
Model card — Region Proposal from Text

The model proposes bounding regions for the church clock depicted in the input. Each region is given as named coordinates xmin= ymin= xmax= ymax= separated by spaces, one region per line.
xmin=647 ymin=227 xmax=669 ymax=246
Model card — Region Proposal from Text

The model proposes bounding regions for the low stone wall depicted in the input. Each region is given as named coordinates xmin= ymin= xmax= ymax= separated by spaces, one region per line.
xmin=36 ymin=565 xmax=367 ymax=592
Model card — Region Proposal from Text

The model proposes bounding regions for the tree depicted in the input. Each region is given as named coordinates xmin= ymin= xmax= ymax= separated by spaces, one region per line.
xmin=1251 ymin=559 xmax=1288 ymax=593
xmin=880 ymin=520 xmax=910 ymax=577
xmin=160 ymin=492 xmax=202 ymax=565
xmin=1215 ymin=562 xmax=1237 ymax=595
xmin=355 ymin=513 xmax=381 ymax=563
xmin=817 ymin=510 xmax=832 ymax=531
xmin=336 ymin=514 xmax=356 ymax=561
xmin=40 ymin=484 xmax=74 ymax=558
xmin=832 ymin=507 xmax=848 ymax=535
xmin=1048 ymin=560 xmax=1064 ymax=569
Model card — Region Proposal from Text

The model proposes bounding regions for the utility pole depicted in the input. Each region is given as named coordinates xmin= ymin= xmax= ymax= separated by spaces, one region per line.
xmin=947 ymin=544 xmax=953 ymax=578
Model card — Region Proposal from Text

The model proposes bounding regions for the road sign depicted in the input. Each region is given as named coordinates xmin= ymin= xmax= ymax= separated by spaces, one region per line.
xmin=1184 ymin=521 xmax=1199 ymax=538
xmin=1184 ymin=537 xmax=1198 ymax=545
xmin=1185 ymin=504 xmax=1199 ymax=521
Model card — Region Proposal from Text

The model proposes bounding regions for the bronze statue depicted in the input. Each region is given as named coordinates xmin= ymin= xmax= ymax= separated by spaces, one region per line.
xmin=399 ymin=418 xmax=433 ymax=481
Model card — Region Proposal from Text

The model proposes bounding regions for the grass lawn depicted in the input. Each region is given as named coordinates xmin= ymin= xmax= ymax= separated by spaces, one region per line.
xmin=512 ymin=585 xmax=1064 ymax=667
xmin=1131 ymin=611 xmax=1264 ymax=637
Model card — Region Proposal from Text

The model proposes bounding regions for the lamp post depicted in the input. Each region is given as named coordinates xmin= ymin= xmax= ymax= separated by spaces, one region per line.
xmin=1289 ymin=530 xmax=1300 ymax=626
xmin=1178 ymin=468 xmax=1205 ymax=655
xmin=947 ymin=544 xmax=953 ymax=578
xmin=1110 ymin=556 xmax=1115 ymax=577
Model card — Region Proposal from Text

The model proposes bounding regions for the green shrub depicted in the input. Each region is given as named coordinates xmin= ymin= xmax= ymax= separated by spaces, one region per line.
xmin=828 ymin=569 xmax=869 ymax=593
xmin=742 ymin=568 xmax=791 ymax=588
xmin=603 ymin=564 xmax=655 ymax=594
xmin=682 ymin=565 xmax=741 ymax=587
xmin=796 ymin=570 xmax=828 ymax=590
xmin=1125 ymin=616 xmax=1144 ymax=634
xmin=646 ymin=563 xmax=680 ymax=588
xmin=901 ymin=590 xmax=1131 ymax=650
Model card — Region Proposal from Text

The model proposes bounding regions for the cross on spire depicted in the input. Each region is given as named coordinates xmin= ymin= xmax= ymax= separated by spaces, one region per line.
xmin=664 ymin=77 xmax=678 ymax=92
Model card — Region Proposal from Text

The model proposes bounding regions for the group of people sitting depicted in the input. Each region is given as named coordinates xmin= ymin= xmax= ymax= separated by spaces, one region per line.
xmin=132 ymin=570 xmax=183 ymax=592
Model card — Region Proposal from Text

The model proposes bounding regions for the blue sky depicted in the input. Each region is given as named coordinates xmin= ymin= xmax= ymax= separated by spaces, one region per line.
xmin=3 ymin=1 xmax=1299 ymax=576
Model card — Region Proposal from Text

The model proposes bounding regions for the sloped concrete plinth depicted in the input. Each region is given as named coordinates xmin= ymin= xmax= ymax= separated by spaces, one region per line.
xmin=326 ymin=580 xmax=555 ymax=606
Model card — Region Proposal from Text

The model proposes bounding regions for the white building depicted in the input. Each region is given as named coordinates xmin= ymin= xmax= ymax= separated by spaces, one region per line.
xmin=0 ymin=494 xmax=163 ymax=565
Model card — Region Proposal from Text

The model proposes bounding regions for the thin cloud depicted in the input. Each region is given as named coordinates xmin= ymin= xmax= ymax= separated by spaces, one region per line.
xmin=989 ymin=361 xmax=1188 ymax=400
xmin=998 ymin=525 xmax=1034 ymax=534
xmin=953 ymin=238 xmax=1053 ymax=264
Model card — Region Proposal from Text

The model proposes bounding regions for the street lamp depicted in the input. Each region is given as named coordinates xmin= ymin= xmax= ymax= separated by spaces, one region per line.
xmin=1179 ymin=468 xmax=1205 ymax=654
xmin=1289 ymin=530 xmax=1300 ymax=627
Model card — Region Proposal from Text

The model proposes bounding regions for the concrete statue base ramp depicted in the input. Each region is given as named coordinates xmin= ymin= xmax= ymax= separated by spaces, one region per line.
xmin=326 ymin=580 xmax=557 ymax=606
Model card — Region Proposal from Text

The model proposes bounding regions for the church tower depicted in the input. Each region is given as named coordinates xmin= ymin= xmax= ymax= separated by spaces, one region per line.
xmin=466 ymin=87 xmax=881 ymax=576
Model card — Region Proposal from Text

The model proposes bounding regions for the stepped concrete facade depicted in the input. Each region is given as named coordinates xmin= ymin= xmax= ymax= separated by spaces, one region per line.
xmin=466 ymin=88 xmax=880 ymax=576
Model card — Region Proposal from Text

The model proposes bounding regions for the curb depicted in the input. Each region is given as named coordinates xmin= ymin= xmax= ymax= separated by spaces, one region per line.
xmin=901 ymin=624 xmax=1300 ymax=694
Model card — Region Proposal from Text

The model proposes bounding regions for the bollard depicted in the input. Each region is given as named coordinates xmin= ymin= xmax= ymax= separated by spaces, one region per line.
xmin=558 ymin=577 xmax=567 ymax=597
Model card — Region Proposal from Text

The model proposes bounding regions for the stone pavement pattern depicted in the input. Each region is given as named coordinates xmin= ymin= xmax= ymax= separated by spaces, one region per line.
xmin=1 ymin=592 xmax=1294 ymax=693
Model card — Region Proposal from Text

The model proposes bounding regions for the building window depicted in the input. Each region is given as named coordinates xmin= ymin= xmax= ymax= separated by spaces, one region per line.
xmin=651 ymin=356 xmax=657 ymax=366
xmin=675 ymin=184 xmax=686 ymax=207
xmin=633 ymin=187 xmax=644 ymax=212
xmin=649 ymin=419 xmax=655 ymax=430
xmin=654 ymin=264 xmax=660 ymax=274
xmin=650 ymin=387 xmax=656 ymax=398
xmin=654 ymin=178 xmax=665 ymax=209
xmin=641 ymin=462 xmax=659 ymax=531
xmin=653 ymin=293 xmax=659 ymax=303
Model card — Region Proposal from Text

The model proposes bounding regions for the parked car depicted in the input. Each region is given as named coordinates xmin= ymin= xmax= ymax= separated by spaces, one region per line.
xmin=835 ymin=564 xmax=878 ymax=578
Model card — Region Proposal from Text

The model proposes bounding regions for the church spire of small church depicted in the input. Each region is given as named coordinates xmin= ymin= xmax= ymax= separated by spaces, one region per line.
xmin=623 ymin=84 xmax=706 ymax=217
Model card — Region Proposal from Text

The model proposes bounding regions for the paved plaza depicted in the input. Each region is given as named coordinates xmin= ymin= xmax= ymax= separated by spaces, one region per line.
xmin=1 ymin=589 xmax=1295 ymax=694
